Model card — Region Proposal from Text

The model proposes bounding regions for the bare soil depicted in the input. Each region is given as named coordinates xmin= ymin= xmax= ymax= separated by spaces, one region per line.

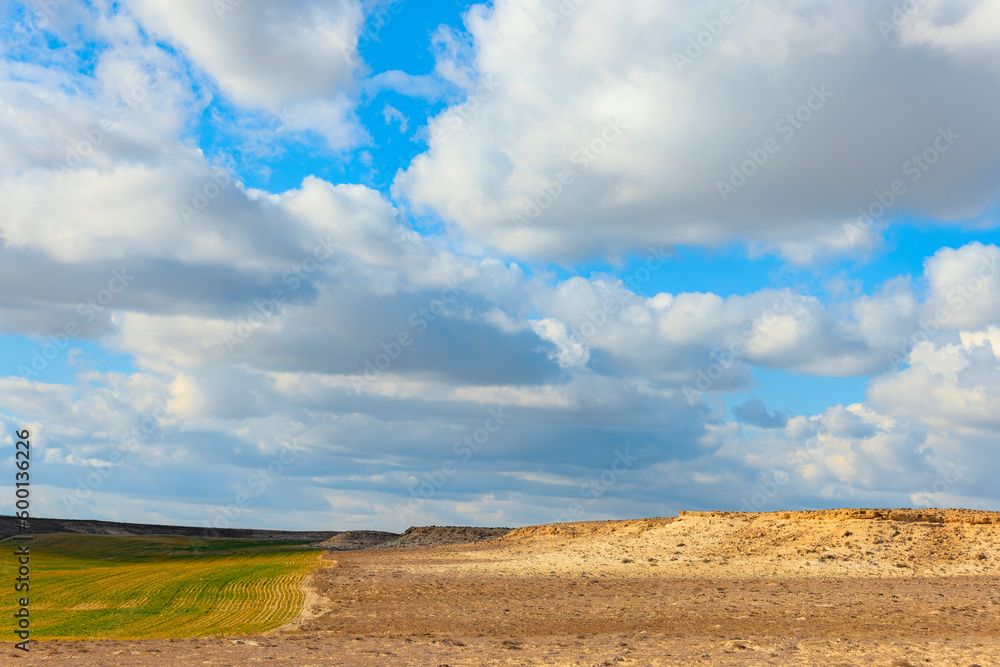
xmin=6 ymin=508 xmax=1000 ymax=666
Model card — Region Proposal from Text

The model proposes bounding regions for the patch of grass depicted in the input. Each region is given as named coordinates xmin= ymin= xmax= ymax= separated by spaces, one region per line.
xmin=0 ymin=534 xmax=319 ymax=639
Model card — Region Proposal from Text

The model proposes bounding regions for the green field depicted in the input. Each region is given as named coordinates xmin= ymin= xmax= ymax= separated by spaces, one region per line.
xmin=0 ymin=534 xmax=320 ymax=639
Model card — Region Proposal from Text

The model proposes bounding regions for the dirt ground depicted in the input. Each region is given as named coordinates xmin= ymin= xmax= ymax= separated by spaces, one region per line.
xmin=8 ymin=633 xmax=1000 ymax=666
xmin=6 ymin=509 xmax=1000 ymax=666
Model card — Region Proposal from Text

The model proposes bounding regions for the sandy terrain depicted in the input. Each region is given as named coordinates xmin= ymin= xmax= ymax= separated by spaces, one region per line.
xmin=6 ymin=508 xmax=1000 ymax=665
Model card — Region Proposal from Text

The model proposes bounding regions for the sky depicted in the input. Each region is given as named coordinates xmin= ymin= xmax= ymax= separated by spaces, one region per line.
xmin=1 ymin=0 xmax=999 ymax=532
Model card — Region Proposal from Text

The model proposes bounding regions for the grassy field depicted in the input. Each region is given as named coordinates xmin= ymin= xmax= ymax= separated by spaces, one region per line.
xmin=0 ymin=534 xmax=320 ymax=639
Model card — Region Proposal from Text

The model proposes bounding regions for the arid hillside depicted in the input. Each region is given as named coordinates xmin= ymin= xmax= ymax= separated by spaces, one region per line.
xmin=492 ymin=508 xmax=1000 ymax=578
xmin=7 ymin=508 xmax=1000 ymax=666
xmin=311 ymin=526 xmax=511 ymax=550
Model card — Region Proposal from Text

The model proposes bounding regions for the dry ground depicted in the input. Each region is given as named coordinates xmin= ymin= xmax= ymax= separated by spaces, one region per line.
xmin=6 ymin=508 xmax=1000 ymax=665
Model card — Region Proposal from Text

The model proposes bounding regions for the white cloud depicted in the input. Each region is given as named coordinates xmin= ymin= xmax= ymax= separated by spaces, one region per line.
xmin=714 ymin=325 xmax=1000 ymax=511
xmin=922 ymin=241 xmax=1000 ymax=330
xmin=868 ymin=328 xmax=1000 ymax=431
xmin=129 ymin=0 xmax=366 ymax=148
xmin=130 ymin=0 xmax=363 ymax=108
xmin=364 ymin=70 xmax=449 ymax=99
xmin=528 ymin=317 xmax=589 ymax=369
xmin=396 ymin=0 xmax=1000 ymax=260
xmin=0 ymin=25 xmax=196 ymax=174
xmin=899 ymin=0 xmax=1000 ymax=57
xmin=381 ymin=103 xmax=408 ymax=133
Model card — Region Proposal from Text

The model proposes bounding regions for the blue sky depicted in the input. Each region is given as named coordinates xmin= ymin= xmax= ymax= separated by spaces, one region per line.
xmin=1 ymin=0 xmax=1000 ymax=531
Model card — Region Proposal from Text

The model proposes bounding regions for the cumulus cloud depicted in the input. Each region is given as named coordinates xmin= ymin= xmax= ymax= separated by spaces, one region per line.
xmin=710 ymin=324 xmax=1000 ymax=514
xmin=898 ymin=0 xmax=1000 ymax=57
xmin=0 ymin=20 xmax=195 ymax=174
xmin=395 ymin=0 xmax=1000 ymax=260
xmin=922 ymin=241 xmax=1000 ymax=330
xmin=130 ymin=0 xmax=362 ymax=108
xmin=129 ymin=0 xmax=366 ymax=148
xmin=868 ymin=328 xmax=1000 ymax=433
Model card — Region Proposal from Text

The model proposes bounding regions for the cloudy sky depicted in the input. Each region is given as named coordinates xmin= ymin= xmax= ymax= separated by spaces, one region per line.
xmin=1 ymin=0 xmax=999 ymax=531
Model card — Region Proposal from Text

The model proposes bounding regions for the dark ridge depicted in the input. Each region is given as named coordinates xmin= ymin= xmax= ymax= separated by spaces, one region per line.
xmin=373 ymin=525 xmax=512 ymax=549
xmin=313 ymin=530 xmax=402 ymax=550
xmin=0 ymin=515 xmax=337 ymax=542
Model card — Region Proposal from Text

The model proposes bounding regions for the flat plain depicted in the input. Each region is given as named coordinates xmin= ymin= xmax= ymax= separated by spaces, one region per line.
xmin=4 ymin=509 xmax=1000 ymax=665
xmin=0 ymin=534 xmax=318 ymax=639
